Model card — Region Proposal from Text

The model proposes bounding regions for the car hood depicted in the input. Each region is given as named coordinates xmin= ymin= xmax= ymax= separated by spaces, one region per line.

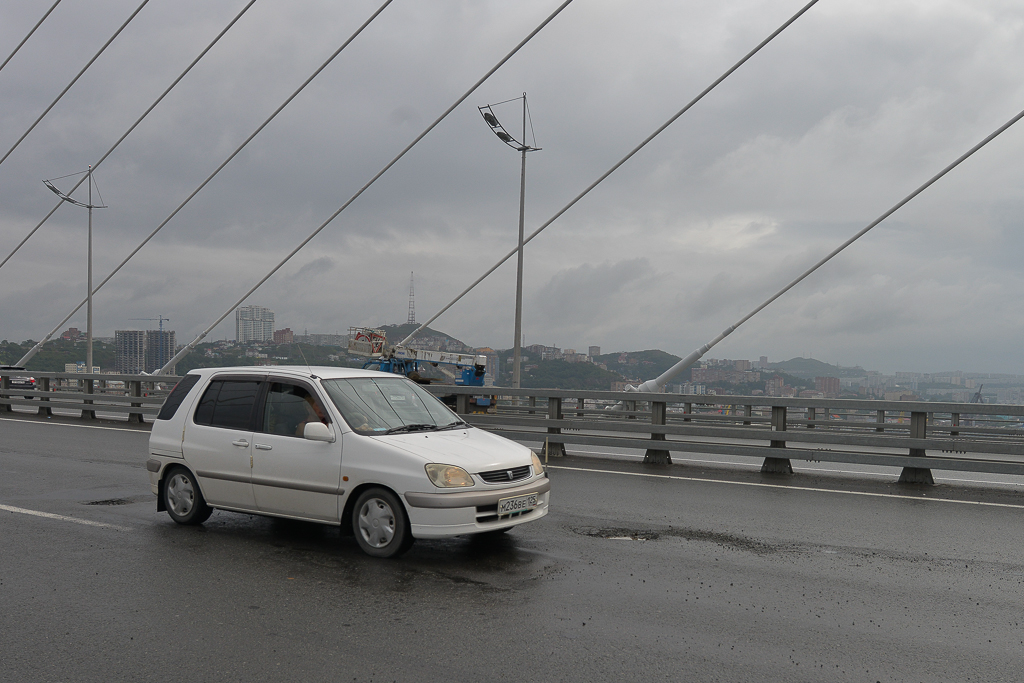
xmin=378 ymin=427 xmax=532 ymax=472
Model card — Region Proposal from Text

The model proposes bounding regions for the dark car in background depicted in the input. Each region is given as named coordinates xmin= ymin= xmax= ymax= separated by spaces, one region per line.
xmin=1 ymin=365 xmax=37 ymax=398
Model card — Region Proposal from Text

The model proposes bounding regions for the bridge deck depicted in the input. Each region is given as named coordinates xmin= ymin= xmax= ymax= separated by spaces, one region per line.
xmin=2 ymin=416 xmax=1023 ymax=680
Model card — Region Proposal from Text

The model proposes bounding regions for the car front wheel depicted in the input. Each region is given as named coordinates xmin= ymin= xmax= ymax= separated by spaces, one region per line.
xmin=163 ymin=467 xmax=213 ymax=525
xmin=352 ymin=488 xmax=413 ymax=558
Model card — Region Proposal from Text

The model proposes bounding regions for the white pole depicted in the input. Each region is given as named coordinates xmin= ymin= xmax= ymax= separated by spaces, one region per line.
xmin=86 ymin=166 xmax=93 ymax=373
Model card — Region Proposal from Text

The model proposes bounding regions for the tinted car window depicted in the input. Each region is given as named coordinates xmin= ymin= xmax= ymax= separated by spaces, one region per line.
xmin=261 ymin=382 xmax=329 ymax=437
xmin=193 ymin=380 xmax=261 ymax=430
xmin=156 ymin=374 xmax=201 ymax=421
xmin=193 ymin=381 xmax=219 ymax=425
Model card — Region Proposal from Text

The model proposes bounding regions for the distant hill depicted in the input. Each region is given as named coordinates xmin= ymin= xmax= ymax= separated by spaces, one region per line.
xmin=593 ymin=349 xmax=687 ymax=382
xmin=520 ymin=359 xmax=625 ymax=391
xmin=377 ymin=324 xmax=472 ymax=350
xmin=0 ymin=338 xmax=115 ymax=372
xmin=767 ymin=357 xmax=865 ymax=379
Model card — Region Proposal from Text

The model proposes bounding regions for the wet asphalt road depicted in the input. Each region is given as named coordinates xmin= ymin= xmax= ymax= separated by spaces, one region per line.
xmin=3 ymin=414 xmax=1024 ymax=682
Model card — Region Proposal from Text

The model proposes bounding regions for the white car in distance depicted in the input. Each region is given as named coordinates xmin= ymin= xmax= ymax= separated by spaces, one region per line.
xmin=147 ymin=366 xmax=549 ymax=558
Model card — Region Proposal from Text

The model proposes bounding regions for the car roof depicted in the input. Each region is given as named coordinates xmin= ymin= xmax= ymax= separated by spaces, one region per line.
xmin=187 ymin=365 xmax=399 ymax=381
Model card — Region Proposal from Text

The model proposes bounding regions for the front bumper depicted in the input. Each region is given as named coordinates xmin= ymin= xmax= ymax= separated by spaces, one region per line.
xmin=403 ymin=477 xmax=550 ymax=508
xmin=403 ymin=477 xmax=550 ymax=538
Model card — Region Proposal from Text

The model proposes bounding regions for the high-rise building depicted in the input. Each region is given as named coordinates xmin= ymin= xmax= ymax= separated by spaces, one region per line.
xmin=273 ymin=328 xmax=294 ymax=345
xmin=115 ymin=330 xmax=146 ymax=374
xmin=115 ymin=329 xmax=177 ymax=374
xmin=236 ymin=305 xmax=274 ymax=343
xmin=146 ymin=330 xmax=176 ymax=374
xmin=588 ymin=346 xmax=601 ymax=358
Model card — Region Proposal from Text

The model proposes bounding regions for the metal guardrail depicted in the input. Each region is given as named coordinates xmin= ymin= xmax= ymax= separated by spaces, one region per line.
xmin=0 ymin=370 xmax=181 ymax=422
xmin=428 ymin=386 xmax=1024 ymax=485
xmin=6 ymin=371 xmax=1024 ymax=486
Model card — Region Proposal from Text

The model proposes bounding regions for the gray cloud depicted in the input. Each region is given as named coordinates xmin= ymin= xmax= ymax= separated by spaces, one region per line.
xmin=2 ymin=0 xmax=1024 ymax=373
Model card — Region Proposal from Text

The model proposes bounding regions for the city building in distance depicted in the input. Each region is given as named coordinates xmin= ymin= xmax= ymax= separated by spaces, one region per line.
xmin=115 ymin=329 xmax=177 ymax=374
xmin=236 ymin=305 xmax=274 ymax=343
xmin=115 ymin=330 xmax=146 ymax=373
xmin=146 ymin=330 xmax=176 ymax=374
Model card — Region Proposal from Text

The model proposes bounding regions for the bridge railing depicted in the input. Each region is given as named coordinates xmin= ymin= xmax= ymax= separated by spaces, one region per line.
xmin=427 ymin=386 xmax=1024 ymax=484
xmin=0 ymin=370 xmax=181 ymax=423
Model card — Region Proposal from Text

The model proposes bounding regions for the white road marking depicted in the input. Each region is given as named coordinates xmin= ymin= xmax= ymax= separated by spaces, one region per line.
xmin=548 ymin=465 xmax=1024 ymax=510
xmin=0 ymin=416 xmax=146 ymax=433
xmin=0 ymin=504 xmax=132 ymax=531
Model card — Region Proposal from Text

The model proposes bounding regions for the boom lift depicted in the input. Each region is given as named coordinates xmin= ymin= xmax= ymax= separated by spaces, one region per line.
xmin=348 ymin=326 xmax=488 ymax=388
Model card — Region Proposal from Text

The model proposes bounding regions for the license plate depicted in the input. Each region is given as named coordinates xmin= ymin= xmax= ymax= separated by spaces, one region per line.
xmin=497 ymin=493 xmax=538 ymax=516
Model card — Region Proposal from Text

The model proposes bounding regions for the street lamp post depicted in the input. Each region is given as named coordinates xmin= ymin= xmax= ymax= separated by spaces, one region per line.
xmin=44 ymin=166 xmax=106 ymax=371
xmin=479 ymin=93 xmax=540 ymax=389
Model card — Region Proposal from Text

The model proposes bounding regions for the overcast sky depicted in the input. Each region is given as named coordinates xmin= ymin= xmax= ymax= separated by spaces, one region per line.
xmin=1 ymin=0 xmax=1023 ymax=374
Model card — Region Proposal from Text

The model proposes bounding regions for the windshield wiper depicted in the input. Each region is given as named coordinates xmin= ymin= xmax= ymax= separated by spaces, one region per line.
xmin=435 ymin=420 xmax=469 ymax=431
xmin=383 ymin=423 xmax=437 ymax=435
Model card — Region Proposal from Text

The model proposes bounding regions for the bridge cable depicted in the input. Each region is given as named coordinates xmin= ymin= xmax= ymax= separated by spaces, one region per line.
xmin=16 ymin=0 xmax=396 ymax=367
xmin=633 ymin=104 xmax=1024 ymax=393
xmin=157 ymin=0 xmax=576 ymax=374
xmin=0 ymin=0 xmax=152 ymax=168
xmin=0 ymin=0 xmax=64 ymax=74
xmin=0 ymin=0 xmax=259 ymax=273
xmin=399 ymin=0 xmax=822 ymax=347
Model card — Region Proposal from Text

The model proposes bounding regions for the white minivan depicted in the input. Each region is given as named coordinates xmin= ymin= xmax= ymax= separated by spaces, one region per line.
xmin=147 ymin=366 xmax=549 ymax=557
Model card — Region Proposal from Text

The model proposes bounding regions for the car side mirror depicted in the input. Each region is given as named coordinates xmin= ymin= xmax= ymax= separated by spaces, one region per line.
xmin=303 ymin=422 xmax=335 ymax=443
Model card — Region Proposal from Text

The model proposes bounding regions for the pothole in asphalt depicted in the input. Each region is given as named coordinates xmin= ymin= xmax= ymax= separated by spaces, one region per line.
xmin=83 ymin=496 xmax=147 ymax=506
xmin=574 ymin=527 xmax=660 ymax=541
xmin=572 ymin=526 xmax=785 ymax=554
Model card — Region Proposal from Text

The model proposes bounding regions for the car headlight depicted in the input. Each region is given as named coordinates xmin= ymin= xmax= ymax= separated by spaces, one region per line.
xmin=425 ymin=464 xmax=475 ymax=488
xmin=531 ymin=450 xmax=545 ymax=476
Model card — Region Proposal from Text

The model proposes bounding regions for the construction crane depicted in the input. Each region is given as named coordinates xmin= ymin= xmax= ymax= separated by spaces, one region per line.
xmin=970 ymin=384 xmax=984 ymax=404
xmin=128 ymin=315 xmax=170 ymax=332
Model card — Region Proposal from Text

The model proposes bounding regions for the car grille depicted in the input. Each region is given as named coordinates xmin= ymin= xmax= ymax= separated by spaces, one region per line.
xmin=478 ymin=465 xmax=531 ymax=484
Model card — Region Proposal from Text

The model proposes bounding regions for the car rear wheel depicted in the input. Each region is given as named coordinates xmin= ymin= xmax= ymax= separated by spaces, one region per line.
xmin=352 ymin=488 xmax=413 ymax=558
xmin=164 ymin=467 xmax=213 ymax=525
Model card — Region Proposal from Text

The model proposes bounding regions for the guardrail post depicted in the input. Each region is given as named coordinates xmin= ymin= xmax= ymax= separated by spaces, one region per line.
xmin=683 ymin=401 xmax=692 ymax=422
xmin=743 ymin=405 xmax=752 ymax=426
xmin=528 ymin=395 xmax=536 ymax=415
xmin=1 ymin=375 xmax=10 ymax=412
xmin=577 ymin=397 xmax=585 ymax=418
xmin=807 ymin=406 xmax=816 ymax=429
xmin=547 ymin=396 xmax=566 ymax=456
xmin=762 ymin=405 xmax=793 ymax=474
xmin=951 ymin=412 xmax=960 ymax=437
xmin=644 ymin=400 xmax=671 ymax=464
xmin=876 ymin=409 xmax=885 ymax=432
xmin=898 ymin=411 xmax=933 ymax=484
xmin=456 ymin=393 xmax=471 ymax=415
xmin=82 ymin=378 xmax=96 ymax=420
xmin=128 ymin=380 xmax=144 ymax=423
xmin=36 ymin=377 xmax=52 ymax=416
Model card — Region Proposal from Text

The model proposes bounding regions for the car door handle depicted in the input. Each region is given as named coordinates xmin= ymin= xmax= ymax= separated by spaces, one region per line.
xmin=232 ymin=439 xmax=249 ymax=447
xmin=254 ymin=444 xmax=272 ymax=451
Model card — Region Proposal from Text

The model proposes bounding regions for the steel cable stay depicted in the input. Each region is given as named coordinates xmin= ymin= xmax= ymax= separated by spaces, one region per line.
xmin=156 ymin=0 xmax=576 ymax=374
xmin=399 ymin=0 xmax=823 ymax=347
xmin=632 ymin=105 xmax=1024 ymax=394
xmin=0 ymin=0 xmax=64 ymax=74
xmin=16 ymin=0 xmax=396 ymax=367
xmin=0 ymin=0 xmax=259 ymax=272
xmin=0 ymin=0 xmax=152 ymax=168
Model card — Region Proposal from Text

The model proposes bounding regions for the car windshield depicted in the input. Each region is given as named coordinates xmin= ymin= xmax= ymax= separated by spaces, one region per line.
xmin=320 ymin=377 xmax=464 ymax=436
